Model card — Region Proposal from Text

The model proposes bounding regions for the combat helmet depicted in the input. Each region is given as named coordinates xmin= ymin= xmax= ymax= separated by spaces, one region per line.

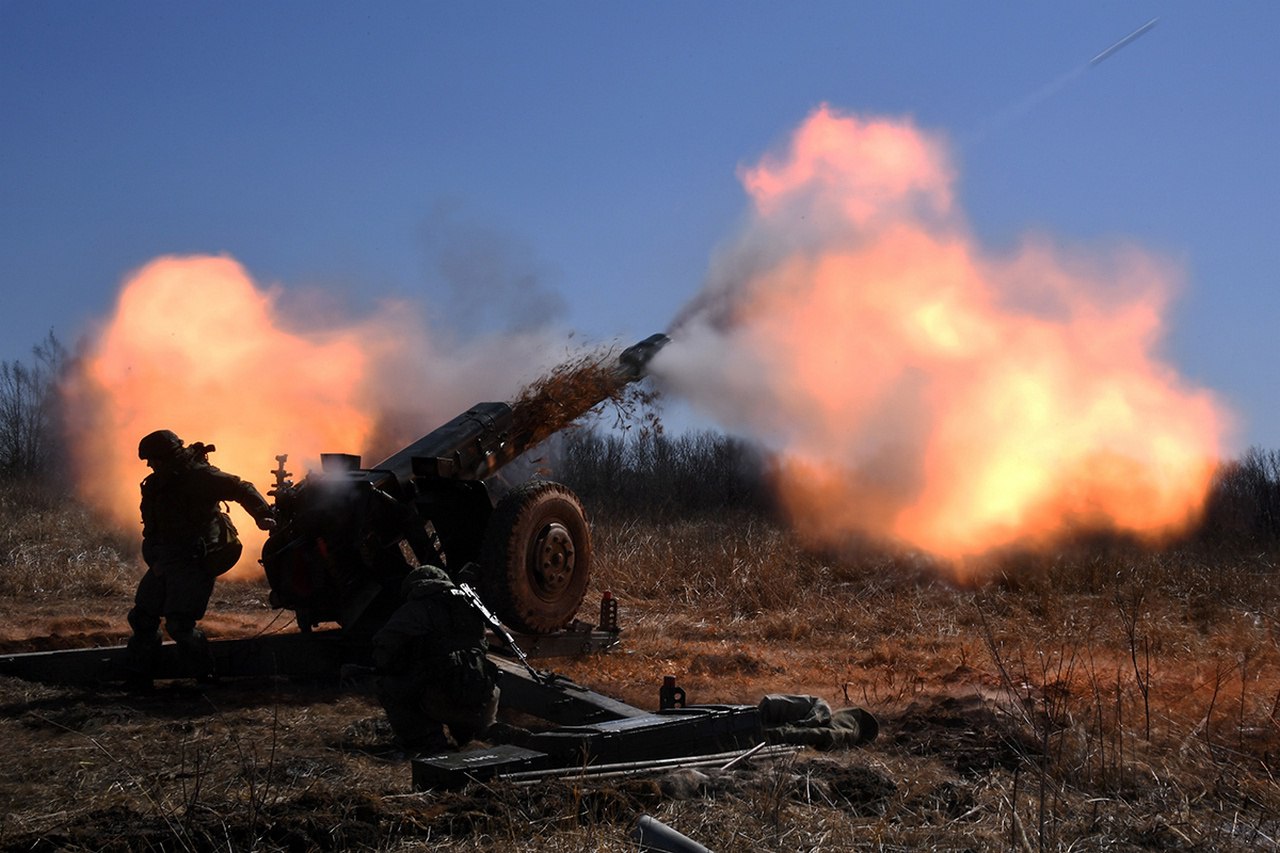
xmin=400 ymin=565 xmax=452 ymax=598
xmin=138 ymin=429 xmax=184 ymax=461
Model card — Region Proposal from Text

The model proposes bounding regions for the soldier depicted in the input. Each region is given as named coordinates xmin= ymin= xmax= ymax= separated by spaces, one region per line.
xmin=372 ymin=565 xmax=500 ymax=755
xmin=125 ymin=429 xmax=276 ymax=689
xmin=758 ymin=693 xmax=878 ymax=749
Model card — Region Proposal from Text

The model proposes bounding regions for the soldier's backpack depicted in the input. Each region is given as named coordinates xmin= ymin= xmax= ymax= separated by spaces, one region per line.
xmin=200 ymin=507 xmax=243 ymax=576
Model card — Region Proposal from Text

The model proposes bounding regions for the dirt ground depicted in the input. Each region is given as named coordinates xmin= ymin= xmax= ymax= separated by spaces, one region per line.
xmin=3 ymin=525 xmax=1280 ymax=850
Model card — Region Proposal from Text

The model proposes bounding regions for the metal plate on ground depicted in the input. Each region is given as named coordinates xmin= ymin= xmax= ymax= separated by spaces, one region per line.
xmin=411 ymin=705 xmax=764 ymax=790
xmin=411 ymin=744 xmax=550 ymax=790
xmin=523 ymin=705 xmax=763 ymax=766
xmin=495 ymin=621 xmax=620 ymax=659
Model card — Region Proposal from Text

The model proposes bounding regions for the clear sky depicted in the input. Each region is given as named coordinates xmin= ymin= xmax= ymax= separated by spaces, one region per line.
xmin=3 ymin=1 xmax=1277 ymax=450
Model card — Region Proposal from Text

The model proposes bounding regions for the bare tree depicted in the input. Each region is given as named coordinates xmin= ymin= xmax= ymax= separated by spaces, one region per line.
xmin=556 ymin=427 xmax=772 ymax=520
xmin=0 ymin=330 xmax=67 ymax=481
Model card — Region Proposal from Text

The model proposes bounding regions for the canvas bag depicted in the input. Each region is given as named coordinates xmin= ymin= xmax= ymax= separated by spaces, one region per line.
xmin=201 ymin=507 xmax=243 ymax=576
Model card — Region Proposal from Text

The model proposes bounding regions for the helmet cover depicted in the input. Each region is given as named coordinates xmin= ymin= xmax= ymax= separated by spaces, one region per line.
xmin=138 ymin=429 xmax=184 ymax=461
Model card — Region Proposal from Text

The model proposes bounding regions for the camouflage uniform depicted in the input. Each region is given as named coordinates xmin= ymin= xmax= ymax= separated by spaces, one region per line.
xmin=758 ymin=693 xmax=878 ymax=749
xmin=126 ymin=430 xmax=273 ymax=685
xmin=372 ymin=566 xmax=500 ymax=754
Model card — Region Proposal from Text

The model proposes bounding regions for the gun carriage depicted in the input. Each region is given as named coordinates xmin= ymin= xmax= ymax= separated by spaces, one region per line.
xmin=261 ymin=333 xmax=670 ymax=639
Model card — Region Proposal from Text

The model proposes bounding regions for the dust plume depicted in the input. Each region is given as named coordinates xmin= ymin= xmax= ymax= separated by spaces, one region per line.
xmin=654 ymin=105 xmax=1227 ymax=571
xmin=62 ymin=255 xmax=563 ymax=576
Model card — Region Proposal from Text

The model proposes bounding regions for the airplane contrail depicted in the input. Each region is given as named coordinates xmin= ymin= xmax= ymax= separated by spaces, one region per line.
xmin=1090 ymin=18 xmax=1159 ymax=66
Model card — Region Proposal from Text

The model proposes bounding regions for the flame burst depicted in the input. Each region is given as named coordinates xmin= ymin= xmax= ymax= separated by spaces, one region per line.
xmin=658 ymin=105 xmax=1227 ymax=569
xmin=63 ymin=255 xmax=560 ymax=577
xmin=62 ymin=257 xmax=380 ymax=573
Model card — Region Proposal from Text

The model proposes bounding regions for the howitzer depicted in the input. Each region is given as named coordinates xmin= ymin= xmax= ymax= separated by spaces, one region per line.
xmin=261 ymin=333 xmax=670 ymax=639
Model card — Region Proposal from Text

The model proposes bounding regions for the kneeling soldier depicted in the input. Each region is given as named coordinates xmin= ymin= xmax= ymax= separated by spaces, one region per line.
xmin=372 ymin=565 xmax=500 ymax=755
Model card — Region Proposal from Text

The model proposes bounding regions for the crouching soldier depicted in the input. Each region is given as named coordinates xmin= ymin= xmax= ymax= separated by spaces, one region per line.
xmin=125 ymin=429 xmax=276 ymax=689
xmin=372 ymin=565 xmax=500 ymax=755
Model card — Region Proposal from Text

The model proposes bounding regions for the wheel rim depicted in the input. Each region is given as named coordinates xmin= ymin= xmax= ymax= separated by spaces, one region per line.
xmin=530 ymin=521 xmax=576 ymax=600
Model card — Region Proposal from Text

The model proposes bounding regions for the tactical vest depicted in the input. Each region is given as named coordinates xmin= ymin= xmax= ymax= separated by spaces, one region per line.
xmin=407 ymin=580 xmax=488 ymax=657
xmin=140 ymin=461 xmax=223 ymax=547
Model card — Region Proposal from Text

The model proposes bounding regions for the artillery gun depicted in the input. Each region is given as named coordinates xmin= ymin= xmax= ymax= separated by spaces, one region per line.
xmin=0 ymin=330 xmax=883 ymax=788
xmin=260 ymin=333 xmax=670 ymax=641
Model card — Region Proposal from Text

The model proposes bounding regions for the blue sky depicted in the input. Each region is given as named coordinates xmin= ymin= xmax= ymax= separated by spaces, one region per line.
xmin=3 ymin=1 xmax=1277 ymax=450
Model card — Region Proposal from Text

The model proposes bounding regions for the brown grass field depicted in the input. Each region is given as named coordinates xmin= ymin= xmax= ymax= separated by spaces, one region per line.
xmin=2 ymin=481 xmax=1280 ymax=851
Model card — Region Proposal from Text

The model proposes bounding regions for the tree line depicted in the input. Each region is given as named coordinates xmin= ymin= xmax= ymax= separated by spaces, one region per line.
xmin=552 ymin=427 xmax=775 ymax=520
xmin=1197 ymin=446 xmax=1280 ymax=549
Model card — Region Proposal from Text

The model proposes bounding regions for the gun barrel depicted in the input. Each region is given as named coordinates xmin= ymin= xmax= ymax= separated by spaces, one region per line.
xmin=264 ymin=332 xmax=666 ymax=636
xmin=372 ymin=402 xmax=516 ymax=485
xmin=617 ymin=333 xmax=670 ymax=381
xmin=372 ymin=333 xmax=670 ymax=486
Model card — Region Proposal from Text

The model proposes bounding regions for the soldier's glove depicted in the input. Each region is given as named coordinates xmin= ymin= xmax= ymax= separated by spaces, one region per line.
xmin=255 ymin=510 xmax=277 ymax=531
xmin=456 ymin=562 xmax=482 ymax=587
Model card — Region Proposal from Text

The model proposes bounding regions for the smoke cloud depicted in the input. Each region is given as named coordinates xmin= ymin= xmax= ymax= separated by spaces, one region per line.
xmin=62 ymin=255 xmax=568 ymax=574
xmin=421 ymin=202 xmax=569 ymax=336
xmin=653 ymin=105 xmax=1227 ymax=569
xmin=62 ymin=106 xmax=1229 ymax=578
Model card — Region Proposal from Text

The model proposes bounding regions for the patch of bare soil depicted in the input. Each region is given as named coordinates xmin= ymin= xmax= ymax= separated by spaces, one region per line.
xmin=887 ymin=693 xmax=1040 ymax=776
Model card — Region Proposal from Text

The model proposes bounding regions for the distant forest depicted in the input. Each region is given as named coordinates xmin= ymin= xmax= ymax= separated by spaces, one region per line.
xmin=3 ymin=332 xmax=1278 ymax=551
xmin=0 ymin=331 xmax=65 ymax=483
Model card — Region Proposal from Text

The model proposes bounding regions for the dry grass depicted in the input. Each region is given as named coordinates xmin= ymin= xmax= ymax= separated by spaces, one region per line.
xmin=0 ymin=481 xmax=136 ymax=599
xmin=574 ymin=516 xmax=1280 ymax=850
xmin=3 ymin=487 xmax=1280 ymax=850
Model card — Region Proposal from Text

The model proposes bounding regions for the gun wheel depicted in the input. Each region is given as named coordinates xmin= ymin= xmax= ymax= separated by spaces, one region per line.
xmin=480 ymin=480 xmax=591 ymax=635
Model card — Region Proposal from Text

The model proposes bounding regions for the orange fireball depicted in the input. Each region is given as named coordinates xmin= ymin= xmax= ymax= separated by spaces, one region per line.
xmin=64 ymin=256 xmax=380 ymax=577
xmin=659 ymin=105 xmax=1228 ymax=572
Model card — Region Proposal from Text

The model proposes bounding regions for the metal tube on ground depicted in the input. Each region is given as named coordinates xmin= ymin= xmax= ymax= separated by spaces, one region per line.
xmin=509 ymin=747 xmax=802 ymax=785
xmin=497 ymin=744 xmax=800 ymax=784
xmin=632 ymin=815 xmax=713 ymax=853
xmin=719 ymin=740 xmax=767 ymax=770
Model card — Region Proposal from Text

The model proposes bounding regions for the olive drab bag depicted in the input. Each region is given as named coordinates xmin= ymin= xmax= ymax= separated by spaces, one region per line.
xmin=200 ymin=506 xmax=243 ymax=576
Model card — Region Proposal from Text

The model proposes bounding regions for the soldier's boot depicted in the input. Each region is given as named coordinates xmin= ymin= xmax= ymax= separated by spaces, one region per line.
xmin=447 ymin=722 xmax=479 ymax=748
xmin=379 ymin=680 xmax=450 ymax=757
xmin=167 ymin=621 xmax=215 ymax=682
xmin=436 ymin=685 xmax=500 ymax=749
xmin=482 ymin=721 xmax=533 ymax=746
xmin=402 ymin=726 xmax=451 ymax=759
xmin=123 ymin=612 xmax=162 ymax=692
